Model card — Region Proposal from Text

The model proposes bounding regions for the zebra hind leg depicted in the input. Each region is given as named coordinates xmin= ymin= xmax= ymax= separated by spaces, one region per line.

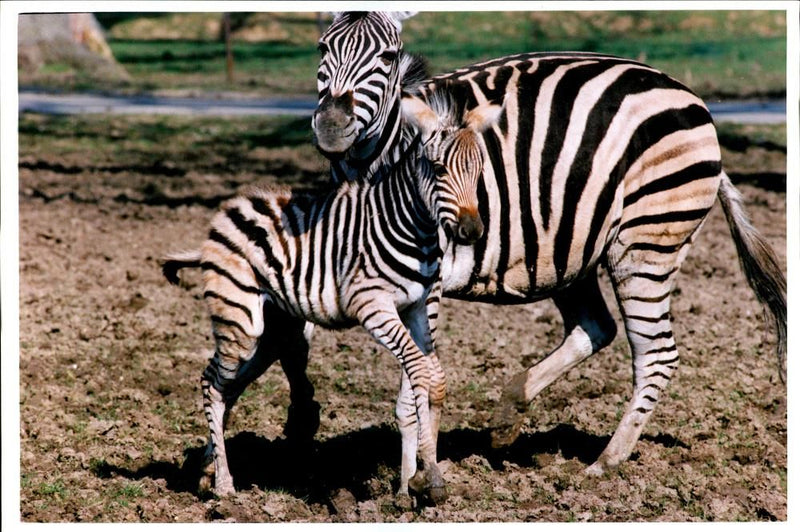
xmin=200 ymin=335 xmax=265 ymax=496
xmin=198 ymin=268 xmax=268 ymax=496
xmin=587 ymin=223 xmax=701 ymax=475
xmin=272 ymin=317 xmax=320 ymax=444
xmin=491 ymin=272 xmax=617 ymax=447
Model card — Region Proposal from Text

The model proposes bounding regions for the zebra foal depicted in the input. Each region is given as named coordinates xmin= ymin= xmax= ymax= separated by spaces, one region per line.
xmin=309 ymin=11 xmax=787 ymax=478
xmin=162 ymin=92 xmax=502 ymax=502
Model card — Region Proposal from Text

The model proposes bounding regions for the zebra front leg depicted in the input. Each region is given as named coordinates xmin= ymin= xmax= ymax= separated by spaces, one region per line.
xmin=424 ymin=285 xmax=446 ymax=448
xmin=360 ymin=301 xmax=447 ymax=505
xmin=395 ymin=369 xmax=417 ymax=507
xmin=395 ymin=354 xmax=446 ymax=507
xmin=402 ymin=298 xmax=448 ymax=504
xmin=491 ymin=272 xmax=617 ymax=447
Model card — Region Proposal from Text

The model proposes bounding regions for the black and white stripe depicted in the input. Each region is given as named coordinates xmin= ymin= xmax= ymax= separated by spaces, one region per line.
xmin=309 ymin=13 xmax=786 ymax=480
xmin=163 ymin=92 xmax=501 ymax=502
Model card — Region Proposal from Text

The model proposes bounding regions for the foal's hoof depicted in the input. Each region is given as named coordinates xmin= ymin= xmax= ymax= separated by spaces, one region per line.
xmin=284 ymin=400 xmax=321 ymax=442
xmin=214 ymin=481 xmax=236 ymax=498
xmin=394 ymin=492 xmax=414 ymax=511
xmin=428 ymin=485 xmax=448 ymax=505
xmin=198 ymin=474 xmax=214 ymax=498
xmin=584 ymin=462 xmax=607 ymax=477
xmin=408 ymin=468 xmax=448 ymax=505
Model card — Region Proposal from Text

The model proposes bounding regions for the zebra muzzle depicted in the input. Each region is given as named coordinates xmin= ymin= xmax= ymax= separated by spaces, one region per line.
xmin=313 ymin=91 xmax=357 ymax=154
xmin=455 ymin=210 xmax=484 ymax=244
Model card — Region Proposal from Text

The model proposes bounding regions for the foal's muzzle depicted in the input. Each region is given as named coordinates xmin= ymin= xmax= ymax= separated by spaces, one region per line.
xmin=455 ymin=210 xmax=484 ymax=244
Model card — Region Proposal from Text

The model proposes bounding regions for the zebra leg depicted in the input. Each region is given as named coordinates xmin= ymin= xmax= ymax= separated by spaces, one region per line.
xmin=586 ymin=223 xmax=704 ymax=475
xmin=491 ymin=272 xmax=617 ymax=447
xmin=395 ymin=369 xmax=417 ymax=506
xmin=199 ymin=292 xmax=267 ymax=496
xmin=424 ymin=283 xmax=446 ymax=448
xmin=397 ymin=297 xmax=447 ymax=504
xmin=276 ymin=320 xmax=320 ymax=443
xmin=359 ymin=300 xmax=447 ymax=505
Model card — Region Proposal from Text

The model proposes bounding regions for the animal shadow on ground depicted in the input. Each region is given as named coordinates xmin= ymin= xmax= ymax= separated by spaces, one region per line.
xmin=92 ymin=423 xmax=687 ymax=504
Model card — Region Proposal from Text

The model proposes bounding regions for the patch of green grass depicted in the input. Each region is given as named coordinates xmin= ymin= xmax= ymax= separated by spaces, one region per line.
xmin=107 ymin=482 xmax=144 ymax=508
xmin=36 ymin=480 xmax=68 ymax=499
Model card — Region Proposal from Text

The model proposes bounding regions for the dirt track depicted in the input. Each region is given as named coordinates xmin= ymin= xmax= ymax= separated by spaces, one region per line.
xmin=18 ymin=113 xmax=786 ymax=522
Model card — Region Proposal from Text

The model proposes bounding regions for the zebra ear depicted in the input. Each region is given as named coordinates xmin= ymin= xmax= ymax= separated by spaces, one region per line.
xmin=386 ymin=11 xmax=417 ymax=30
xmin=464 ymin=99 xmax=504 ymax=133
xmin=401 ymin=94 xmax=439 ymax=139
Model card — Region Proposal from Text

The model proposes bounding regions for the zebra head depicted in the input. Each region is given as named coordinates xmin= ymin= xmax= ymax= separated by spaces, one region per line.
xmin=402 ymin=91 xmax=504 ymax=245
xmin=313 ymin=11 xmax=417 ymax=157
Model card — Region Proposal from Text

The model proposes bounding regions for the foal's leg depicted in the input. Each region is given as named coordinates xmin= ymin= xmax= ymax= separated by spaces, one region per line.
xmin=199 ymin=269 xmax=267 ymax=496
xmin=358 ymin=299 xmax=447 ymax=504
xmin=491 ymin=272 xmax=617 ymax=447
xmin=394 ymin=296 xmax=446 ymax=503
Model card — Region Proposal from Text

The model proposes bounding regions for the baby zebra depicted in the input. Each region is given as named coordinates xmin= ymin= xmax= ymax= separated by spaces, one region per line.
xmin=162 ymin=93 xmax=503 ymax=503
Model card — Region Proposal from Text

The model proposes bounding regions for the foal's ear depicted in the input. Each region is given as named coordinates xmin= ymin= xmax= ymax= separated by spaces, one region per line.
xmin=464 ymin=99 xmax=505 ymax=133
xmin=401 ymin=94 xmax=439 ymax=139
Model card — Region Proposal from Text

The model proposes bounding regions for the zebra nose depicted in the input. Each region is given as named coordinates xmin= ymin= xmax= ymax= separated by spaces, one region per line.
xmin=456 ymin=211 xmax=484 ymax=244
xmin=314 ymin=91 xmax=357 ymax=153
xmin=319 ymin=90 xmax=354 ymax=116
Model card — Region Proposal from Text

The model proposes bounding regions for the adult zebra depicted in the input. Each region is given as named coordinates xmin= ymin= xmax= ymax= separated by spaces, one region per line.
xmin=163 ymin=88 xmax=503 ymax=500
xmin=308 ymin=11 xmax=786 ymax=478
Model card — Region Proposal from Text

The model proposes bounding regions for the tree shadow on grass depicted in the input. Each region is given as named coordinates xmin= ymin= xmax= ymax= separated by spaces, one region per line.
xmin=95 ymin=423 xmax=686 ymax=503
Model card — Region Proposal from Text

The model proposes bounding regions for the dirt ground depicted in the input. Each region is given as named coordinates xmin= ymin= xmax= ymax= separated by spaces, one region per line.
xmin=17 ymin=114 xmax=786 ymax=522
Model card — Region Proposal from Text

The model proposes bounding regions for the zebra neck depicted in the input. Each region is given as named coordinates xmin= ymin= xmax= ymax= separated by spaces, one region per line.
xmin=370 ymin=134 xmax=437 ymax=231
xmin=334 ymin=98 xmax=403 ymax=182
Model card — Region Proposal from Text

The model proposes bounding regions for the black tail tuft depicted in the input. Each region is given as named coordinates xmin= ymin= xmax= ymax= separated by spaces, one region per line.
xmin=159 ymin=250 xmax=202 ymax=286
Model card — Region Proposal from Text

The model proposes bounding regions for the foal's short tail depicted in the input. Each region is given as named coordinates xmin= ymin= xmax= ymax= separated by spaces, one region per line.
xmin=160 ymin=250 xmax=202 ymax=286
xmin=717 ymin=171 xmax=787 ymax=382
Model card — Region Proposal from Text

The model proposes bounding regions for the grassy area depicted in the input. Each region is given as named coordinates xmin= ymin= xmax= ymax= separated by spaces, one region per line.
xmin=20 ymin=11 xmax=786 ymax=99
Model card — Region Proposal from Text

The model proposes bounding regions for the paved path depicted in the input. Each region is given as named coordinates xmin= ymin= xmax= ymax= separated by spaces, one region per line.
xmin=18 ymin=91 xmax=786 ymax=124
xmin=18 ymin=91 xmax=316 ymax=117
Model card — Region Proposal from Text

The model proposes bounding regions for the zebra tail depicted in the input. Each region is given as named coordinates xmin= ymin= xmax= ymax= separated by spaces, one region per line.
xmin=717 ymin=171 xmax=787 ymax=382
xmin=160 ymin=250 xmax=202 ymax=286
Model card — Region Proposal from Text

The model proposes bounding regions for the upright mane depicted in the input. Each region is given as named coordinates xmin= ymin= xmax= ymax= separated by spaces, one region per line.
xmin=399 ymin=51 xmax=429 ymax=93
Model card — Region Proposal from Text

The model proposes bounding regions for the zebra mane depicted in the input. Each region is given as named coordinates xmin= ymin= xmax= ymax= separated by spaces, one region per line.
xmin=421 ymin=81 xmax=470 ymax=129
xmin=399 ymin=51 xmax=429 ymax=94
xmin=236 ymin=183 xmax=293 ymax=203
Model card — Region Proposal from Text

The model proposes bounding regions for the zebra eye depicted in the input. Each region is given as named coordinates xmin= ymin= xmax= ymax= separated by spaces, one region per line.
xmin=433 ymin=163 xmax=448 ymax=177
xmin=379 ymin=50 xmax=398 ymax=66
xmin=317 ymin=42 xmax=329 ymax=57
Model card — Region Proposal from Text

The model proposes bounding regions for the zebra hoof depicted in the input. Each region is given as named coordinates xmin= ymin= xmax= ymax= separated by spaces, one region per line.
xmin=408 ymin=466 xmax=448 ymax=505
xmin=198 ymin=474 xmax=214 ymax=498
xmin=394 ymin=492 xmax=414 ymax=511
xmin=284 ymin=400 xmax=321 ymax=442
xmin=214 ymin=481 xmax=236 ymax=498
xmin=584 ymin=462 xmax=607 ymax=477
xmin=489 ymin=405 xmax=525 ymax=448
xmin=429 ymin=485 xmax=448 ymax=505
